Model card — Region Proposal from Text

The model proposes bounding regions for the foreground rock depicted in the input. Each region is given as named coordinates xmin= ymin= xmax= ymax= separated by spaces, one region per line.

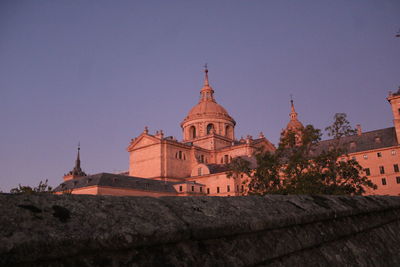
xmin=1 ymin=194 xmax=400 ymax=266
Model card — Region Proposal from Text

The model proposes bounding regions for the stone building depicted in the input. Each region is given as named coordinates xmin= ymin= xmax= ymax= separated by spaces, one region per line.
xmin=54 ymin=69 xmax=400 ymax=196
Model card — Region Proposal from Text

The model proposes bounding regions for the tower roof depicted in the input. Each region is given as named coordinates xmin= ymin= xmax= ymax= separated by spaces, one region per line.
xmin=181 ymin=67 xmax=235 ymax=125
xmin=285 ymin=98 xmax=304 ymax=130
xmin=67 ymin=144 xmax=87 ymax=177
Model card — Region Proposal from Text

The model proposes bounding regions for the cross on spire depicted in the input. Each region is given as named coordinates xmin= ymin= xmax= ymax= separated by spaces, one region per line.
xmin=203 ymin=63 xmax=209 ymax=86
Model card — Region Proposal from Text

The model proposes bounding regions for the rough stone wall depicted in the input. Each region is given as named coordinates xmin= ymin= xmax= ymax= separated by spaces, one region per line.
xmin=1 ymin=194 xmax=400 ymax=266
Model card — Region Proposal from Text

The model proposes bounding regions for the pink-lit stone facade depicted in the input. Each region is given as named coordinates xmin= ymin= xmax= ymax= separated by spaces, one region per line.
xmin=58 ymin=69 xmax=400 ymax=196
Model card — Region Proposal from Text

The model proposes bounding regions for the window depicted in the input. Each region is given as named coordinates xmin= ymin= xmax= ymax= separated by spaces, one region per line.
xmin=237 ymin=185 xmax=239 ymax=192
xmin=397 ymin=177 xmax=400 ymax=184
xmin=200 ymin=155 xmax=204 ymax=163
xmin=207 ymin=123 xmax=214 ymax=134
xmin=227 ymin=185 xmax=230 ymax=192
xmin=200 ymin=187 xmax=202 ymax=192
xmin=377 ymin=152 xmax=382 ymax=158
xmin=224 ymin=155 xmax=229 ymax=164
xmin=398 ymin=108 xmax=400 ymax=115
xmin=379 ymin=166 xmax=385 ymax=174
xmin=241 ymin=174 xmax=244 ymax=178
xmin=364 ymin=168 xmax=371 ymax=176
xmin=217 ymin=187 xmax=220 ymax=193
xmin=198 ymin=167 xmax=202 ymax=176
xmin=392 ymin=150 xmax=397 ymax=156
xmin=190 ymin=126 xmax=196 ymax=139
xmin=207 ymin=188 xmax=210 ymax=194
xmin=179 ymin=151 xmax=182 ymax=159
xmin=394 ymin=164 xmax=399 ymax=173
xmin=225 ymin=125 xmax=232 ymax=138
xmin=191 ymin=186 xmax=194 ymax=192
xmin=363 ymin=154 xmax=368 ymax=159
xmin=382 ymin=178 xmax=387 ymax=185
xmin=179 ymin=186 xmax=183 ymax=192
xmin=241 ymin=185 xmax=244 ymax=192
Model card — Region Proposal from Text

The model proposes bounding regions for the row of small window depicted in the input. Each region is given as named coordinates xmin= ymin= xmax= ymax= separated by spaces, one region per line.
xmin=196 ymin=154 xmax=232 ymax=165
xmin=220 ymin=155 xmax=232 ymax=164
xmin=364 ymin=164 xmax=399 ymax=176
xmin=362 ymin=150 xmax=397 ymax=160
xmin=175 ymin=151 xmax=186 ymax=160
xmin=198 ymin=155 xmax=208 ymax=163
xmin=179 ymin=185 xmax=245 ymax=194
xmin=381 ymin=177 xmax=400 ymax=185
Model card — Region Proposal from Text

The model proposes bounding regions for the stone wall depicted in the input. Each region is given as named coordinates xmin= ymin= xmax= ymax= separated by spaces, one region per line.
xmin=1 ymin=193 xmax=400 ymax=266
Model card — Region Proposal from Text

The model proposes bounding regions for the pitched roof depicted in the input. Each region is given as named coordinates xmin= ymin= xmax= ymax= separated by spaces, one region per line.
xmin=206 ymin=156 xmax=258 ymax=174
xmin=315 ymin=127 xmax=398 ymax=154
xmin=54 ymin=173 xmax=180 ymax=193
xmin=206 ymin=164 xmax=230 ymax=174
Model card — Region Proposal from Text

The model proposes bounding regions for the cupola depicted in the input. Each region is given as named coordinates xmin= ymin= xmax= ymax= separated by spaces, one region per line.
xmin=181 ymin=66 xmax=236 ymax=141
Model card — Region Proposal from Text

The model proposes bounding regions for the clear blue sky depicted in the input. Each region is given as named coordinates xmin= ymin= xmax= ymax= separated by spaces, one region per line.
xmin=0 ymin=0 xmax=399 ymax=191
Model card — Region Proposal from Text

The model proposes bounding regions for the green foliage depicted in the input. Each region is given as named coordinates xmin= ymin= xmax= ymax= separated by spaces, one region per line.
xmin=227 ymin=113 xmax=377 ymax=195
xmin=325 ymin=113 xmax=357 ymax=141
xmin=10 ymin=179 xmax=53 ymax=194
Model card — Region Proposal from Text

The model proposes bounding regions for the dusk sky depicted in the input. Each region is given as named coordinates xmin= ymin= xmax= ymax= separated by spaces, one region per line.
xmin=0 ymin=0 xmax=399 ymax=191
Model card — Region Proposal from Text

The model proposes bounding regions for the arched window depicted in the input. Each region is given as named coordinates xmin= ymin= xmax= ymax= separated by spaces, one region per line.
xmin=207 ymin=123 xmax=214 ymax=135
xmin=189 ymin=126 xmax=196 ymax=139
xmin=225 ymin=125 xmax=233 ymax=138
xmin=179 ymin=151 xmax=182 ymax=159
xmin=224 ymin=155 xmax=229 ymax=164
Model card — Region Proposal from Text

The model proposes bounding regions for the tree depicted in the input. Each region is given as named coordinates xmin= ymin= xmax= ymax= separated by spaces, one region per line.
xmin=10 ymin=179 xmax=53 ymax=194
xmin=227 ymin=113 xmax=377 ymax=195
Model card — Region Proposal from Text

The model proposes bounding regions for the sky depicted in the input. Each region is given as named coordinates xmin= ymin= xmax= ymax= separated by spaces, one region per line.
xmin=0 ymin=0 xmax=399 ymax=191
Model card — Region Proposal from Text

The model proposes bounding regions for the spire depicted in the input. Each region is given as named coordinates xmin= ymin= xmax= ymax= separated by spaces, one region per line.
xmin=200 ymin=64 xmax=215 ymax=102
xmin=75 ymin=142 xmax=81 ymax=170
xmin=290 ymin=96 xmax=298 ymax=121
xmin=68 ymin=142 xmax=87 ymax=178
xmin=204 ymin=63 xmax=209 ymax=86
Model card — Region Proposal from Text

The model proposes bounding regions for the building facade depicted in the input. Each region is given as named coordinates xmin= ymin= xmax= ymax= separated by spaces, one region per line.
xmin=54 ymin=69 xmax=400 ymax=196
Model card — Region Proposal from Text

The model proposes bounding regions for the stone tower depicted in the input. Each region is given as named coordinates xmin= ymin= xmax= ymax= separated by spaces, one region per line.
xmin=387 ymin=87 xmax=400 ymax=143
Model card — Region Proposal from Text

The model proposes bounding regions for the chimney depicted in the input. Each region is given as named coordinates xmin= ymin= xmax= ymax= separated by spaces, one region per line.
xmin=356 ymin=124 xmax=362 ymax=136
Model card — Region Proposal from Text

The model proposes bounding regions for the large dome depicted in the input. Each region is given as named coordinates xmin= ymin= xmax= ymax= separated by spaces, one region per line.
xmin=181 ymin=68 xmax=236 ymax=141
xmin=183 ymin=100 xmax=235 ymax=123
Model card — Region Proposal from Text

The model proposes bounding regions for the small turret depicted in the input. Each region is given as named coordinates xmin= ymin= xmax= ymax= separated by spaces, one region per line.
xmin=63 ymin=143 xmax=87 ymax=181
xmin=282 ymin=97 xmax=304 ymax=146
xmin=199 ymin=64 xmax=216 ymax=102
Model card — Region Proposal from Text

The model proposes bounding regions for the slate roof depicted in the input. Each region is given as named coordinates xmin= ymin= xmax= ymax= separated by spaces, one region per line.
xmin=206 ymin=156 xmax=258 ymax=174
xmin=53 ymin=173 xmax=202 ymax=193
xmin=206 ymin=164 xmax=230 ymax=174
xmin=314 ymin=127 xmax=398 ymax=154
